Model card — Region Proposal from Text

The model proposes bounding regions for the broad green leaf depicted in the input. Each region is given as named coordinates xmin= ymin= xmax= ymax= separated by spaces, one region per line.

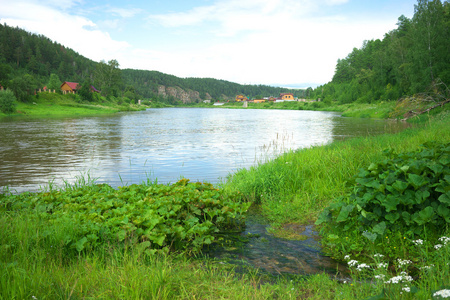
xmin=408 ymin=174 xmax=426 ymax=190
xmin=75 ymin=237 xmax=88 ymax=252
xmin=385 ymin=212 xmax=400 ymax=223
xmin=438 ymin=192 xmax=450 ymax=205
xmin=401 ymin=211 xmax=412 ymax=225
xmin=117 ymin=230 xmax=127 ymax=241
xmin=381 ymin=195 xmax=400 ymax=212
xmin=368 ymin=163 xmax=378 ymax=171
xmin=414 ymin=207 xmax=435 ymax=225
xmin=372 ymin=222 xmax=386 ymax=235
xmin=362 ymin=231 xmax=377 ymax=243
xmin=336 ymin=204 xmax=354 ymax=223
xmin=392 ymin=180 xmax=408 ymax=193
xmin=437 ymin=204 xmax=450 ymax=219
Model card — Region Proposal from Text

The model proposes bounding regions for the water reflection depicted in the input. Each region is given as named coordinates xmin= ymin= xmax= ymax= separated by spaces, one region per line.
xmin=0 ymin=108 xmax=410 ymax=193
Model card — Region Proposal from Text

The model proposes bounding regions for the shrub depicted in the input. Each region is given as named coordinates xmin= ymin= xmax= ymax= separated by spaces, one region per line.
xmin=0 ymin=89 xmax=17 ymax=114
xmin=316 ymin=142 xmax=450 ymax=259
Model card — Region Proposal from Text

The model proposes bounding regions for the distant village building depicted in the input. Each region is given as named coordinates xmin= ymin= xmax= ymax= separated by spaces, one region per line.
xmin=61 ymin=82 xmax=79 ymax=94
xmin=280 ymin=93 xmax=294 ymax=100
xmin=235 ymin=94 xmax=248 ymax=102
xmin=253 ymin=99 xmax=265 ymax=103
xmin=60 ymin=81 xmax=99 ymax=94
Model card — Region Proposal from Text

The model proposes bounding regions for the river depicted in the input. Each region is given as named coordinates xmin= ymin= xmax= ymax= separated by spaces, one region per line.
xmin=0 ymin=108 xmax=410 ymax=193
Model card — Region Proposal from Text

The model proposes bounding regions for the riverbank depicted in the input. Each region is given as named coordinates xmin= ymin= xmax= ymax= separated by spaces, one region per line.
xmin=1 ymin=100 xmax=449 ymax=299
xmin=0 ymin=92 xmax=171 ymax=119
xmin=180 ymin=99 xmax=418 ymax=120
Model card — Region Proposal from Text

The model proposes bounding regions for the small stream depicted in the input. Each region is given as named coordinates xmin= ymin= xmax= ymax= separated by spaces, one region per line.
xmin=204 ymin=214 xmax=349 ymax=278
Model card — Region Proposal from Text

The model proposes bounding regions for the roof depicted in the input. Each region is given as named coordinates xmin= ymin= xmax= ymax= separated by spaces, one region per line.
xmin=90 ymin=85 xmax=100 ymax=92
xmin=61 ymin=82 xmax=79 ymax=90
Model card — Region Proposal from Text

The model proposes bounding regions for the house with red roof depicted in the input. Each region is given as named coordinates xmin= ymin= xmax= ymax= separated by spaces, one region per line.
xmin=60 ymin=82 xmax=100 ymax=94
xmin=61 ymin=81 xmax=79 ymax=94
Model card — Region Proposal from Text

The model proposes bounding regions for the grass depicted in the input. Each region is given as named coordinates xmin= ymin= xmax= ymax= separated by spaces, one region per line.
xmin=0 ymin=92 xmax=172 ymax=119
xmin=1 ymin=100 xmax=449 ymax=299
xmin=180 ymin=100 xmax=399 ymax=118
xmin=223 ymin=109 xmax=450 ymax=227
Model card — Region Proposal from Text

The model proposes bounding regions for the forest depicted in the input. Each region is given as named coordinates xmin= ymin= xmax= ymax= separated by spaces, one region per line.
xmin=0 ymin=23 xmax=306 ymax=104
xmin=310 ymin=0 xmax=450 ymax=104
xmin=0 ymin=0 xmax=448 ymax=105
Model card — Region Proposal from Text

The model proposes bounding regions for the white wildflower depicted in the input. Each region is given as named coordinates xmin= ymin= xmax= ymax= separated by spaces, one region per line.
xmin=348 ymin=260 xmax=358 ymax=267
xmin=374 ymin=253 xmax=384 ymax=258
xmin=435 ymin=244 xmax=443 ymax=250
xmin=397 ymin=259 xmax=412 ymax=266
xmin=402 ymin=287 xmax=411 ymax=293
xmin=385 ymin=274 xmax=413 ymax=284
xmin=433 ymin=289 xmax=450 ymax=298
xmin=438 ymin=236 xmax=450 ymax=245
xmin=356 ymin=263 xmax=370 ymax=271
xmin=377 ymin=262 xmax=388 ymax=269
xmin=420 ymin=265 xmax=434 ymax=270
xmin=412 ymin=239 xmax=423 ymax=245
xmin=374 ymin=274 xmax=386 ymax=280
xmin=344 ymin=255 xmax=351 ymax=260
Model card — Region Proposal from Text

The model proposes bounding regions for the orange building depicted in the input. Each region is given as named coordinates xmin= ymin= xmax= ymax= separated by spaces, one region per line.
xmin=253 ymin=99 xmax=265 ymax=103
xmin=280 ymin=93 xmax=294 ymax=100
xmin=235 ymin=94 xmax=248 ymax=102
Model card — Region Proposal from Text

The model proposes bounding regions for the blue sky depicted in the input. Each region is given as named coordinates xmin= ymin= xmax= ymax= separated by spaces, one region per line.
xmin=0 ymin=0 xmax=417 ymax=87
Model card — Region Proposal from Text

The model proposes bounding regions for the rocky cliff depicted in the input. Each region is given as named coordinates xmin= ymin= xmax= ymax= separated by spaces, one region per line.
xmin=158 ymin=85 xmax=212 ymax=103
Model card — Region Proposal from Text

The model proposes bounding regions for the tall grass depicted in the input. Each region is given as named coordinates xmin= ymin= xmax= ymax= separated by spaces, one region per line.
xmin=223 ymin=111 xmax=450 ymax=226
xmin=0 ymin=209 xmax=304 ymax=299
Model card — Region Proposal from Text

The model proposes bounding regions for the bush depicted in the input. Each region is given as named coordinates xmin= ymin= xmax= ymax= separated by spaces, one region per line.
xmin=316 ymin=142 xmax=450 ymax=259
xmin=0 ymin=89 xmax=17 ymax=114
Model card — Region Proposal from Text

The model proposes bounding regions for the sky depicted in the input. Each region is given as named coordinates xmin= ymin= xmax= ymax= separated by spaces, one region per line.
xmin=0 ymin=0 xmax=417 ymax=88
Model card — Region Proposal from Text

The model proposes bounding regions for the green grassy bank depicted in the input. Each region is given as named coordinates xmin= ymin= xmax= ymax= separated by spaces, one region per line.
xmin=0 ymin=92 xmax=171 ymax=119
xmin=1 ymin=100 xmax=449 ymax=299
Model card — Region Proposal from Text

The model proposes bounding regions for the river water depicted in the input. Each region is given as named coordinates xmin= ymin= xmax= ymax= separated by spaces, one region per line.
xmin=0 ymin=108 xmax=409 ymax=193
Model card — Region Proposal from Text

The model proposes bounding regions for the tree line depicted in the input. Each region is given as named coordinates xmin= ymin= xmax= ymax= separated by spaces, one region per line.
xmin=0 ymin=23 xmax=305 ymax=104
xmin=310 ymin=0 xmax=450 ymax=104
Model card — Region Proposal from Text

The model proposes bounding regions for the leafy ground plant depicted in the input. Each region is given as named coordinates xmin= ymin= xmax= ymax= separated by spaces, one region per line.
xmin=316 ymin=141 xmax=450 ymax=260
xmin=0 ymin=178 xmax=251 ymax=254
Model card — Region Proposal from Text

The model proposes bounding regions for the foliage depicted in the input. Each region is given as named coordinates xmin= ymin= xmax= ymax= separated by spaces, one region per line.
xmin=77 ymin=78 xmax=94 ymax=102
xmin=311 ymin=0 xmax=450 ymax=104
xmin=46 ymin=73 xmax=62 ymax=91
xmin=0 ymin=179 xmax=250 ymax=254
xmin=9 ymin=74 xmax=37 ymax=102
xmin=316 ymin=141 xmax=450 ymax=260
xmin=94 ymin=59 xmax=122 ymax=97
xmin=0 ymin=89 xmax=17 ymax=114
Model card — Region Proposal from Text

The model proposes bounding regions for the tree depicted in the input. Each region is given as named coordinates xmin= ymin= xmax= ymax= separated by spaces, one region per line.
xmin=0 ymin=63 xmax=13 ymax=87
xmin=94 ymin=59 xmax=122 ymax=96
xmin=47 ymin=73 xmax=62 ymax=91
xmin=410 ymin=0 xmax=446 ymax=92
xmin=0 ymin=89 xmax=17 ymax=114
xmin=9 ymin=74 xmax=37 ymax=102
xmin=78 ymin=78 xmax=94 ymax=102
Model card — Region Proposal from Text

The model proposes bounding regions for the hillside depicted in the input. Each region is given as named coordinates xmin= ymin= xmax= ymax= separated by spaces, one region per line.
xmin=0 ymin=24 xmax=305 ymax=103
xmin=310 ymin=0 xmax=450 ymax=105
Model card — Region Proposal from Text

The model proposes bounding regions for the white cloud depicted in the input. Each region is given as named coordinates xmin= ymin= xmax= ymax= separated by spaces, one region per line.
xmin=1 ymin=0 xmax=409 ymax=86
xmin=108 ymin=7 xmax=142 ymax=18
